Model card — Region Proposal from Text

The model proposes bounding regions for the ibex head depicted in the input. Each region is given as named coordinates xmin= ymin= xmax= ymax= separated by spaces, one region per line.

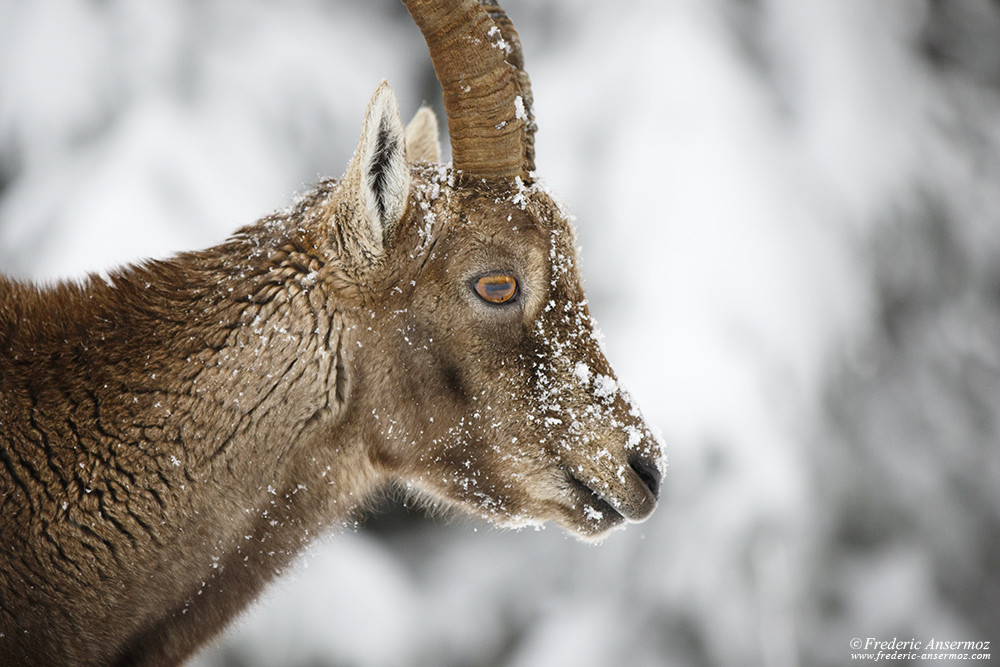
xmin=309 ymin=0 xmax=664 ymax=538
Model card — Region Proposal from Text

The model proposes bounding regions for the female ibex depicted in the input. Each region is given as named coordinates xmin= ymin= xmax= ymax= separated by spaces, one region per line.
xmin=0 ymin=1 xmax=664 ymax=664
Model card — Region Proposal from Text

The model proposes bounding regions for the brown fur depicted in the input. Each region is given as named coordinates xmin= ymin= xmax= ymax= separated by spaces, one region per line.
xmin=0 ymin=5 xmax=663 ymax=666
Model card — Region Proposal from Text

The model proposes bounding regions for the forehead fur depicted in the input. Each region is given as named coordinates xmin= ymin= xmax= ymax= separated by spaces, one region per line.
xmin=401 ymin=166 xmax=579 ymax=272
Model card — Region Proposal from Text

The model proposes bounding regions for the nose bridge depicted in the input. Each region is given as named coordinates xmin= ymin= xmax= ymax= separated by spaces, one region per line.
xmin=542 ymin=348 xmax=655 ymax=457
xmin=531 ymin=295 xmax=628 ymax=431
xmin=526 ymin=253 xmax=664 ymax=462
xmin=554 ymin=332 xmax=665 ymax=489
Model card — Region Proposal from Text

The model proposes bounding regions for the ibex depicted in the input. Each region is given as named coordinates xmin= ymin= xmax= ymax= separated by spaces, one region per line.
xmin=0 ymin=1 xmax=664 ymax=664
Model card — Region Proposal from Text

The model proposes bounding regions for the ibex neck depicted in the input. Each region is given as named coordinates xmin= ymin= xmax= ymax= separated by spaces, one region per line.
xmin=1 ymin=210 xmax=368 ymax=556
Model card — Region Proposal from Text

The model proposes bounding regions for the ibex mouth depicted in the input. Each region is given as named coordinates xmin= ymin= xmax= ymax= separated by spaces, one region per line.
xmin=565 ymin=473 xmax=627 ymax=530
xmin=562 ymin=454 xmax=660 ymax=534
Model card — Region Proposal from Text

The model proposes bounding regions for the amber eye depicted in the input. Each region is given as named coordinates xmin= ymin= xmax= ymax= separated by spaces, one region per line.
xmin=474 ymin=275 xmax=518 ymax=304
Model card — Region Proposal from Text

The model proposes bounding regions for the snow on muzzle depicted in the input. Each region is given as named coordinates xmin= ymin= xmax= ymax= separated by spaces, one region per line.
xmin=563 ymin=439 xmax=661 ymax=526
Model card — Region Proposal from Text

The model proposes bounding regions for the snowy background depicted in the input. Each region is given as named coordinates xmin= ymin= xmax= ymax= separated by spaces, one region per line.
xmin=2 ymin=0 xmax=999 ymax=665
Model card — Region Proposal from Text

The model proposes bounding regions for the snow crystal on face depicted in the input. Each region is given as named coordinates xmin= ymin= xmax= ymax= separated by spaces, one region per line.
xmin=583 ymin=505 xmax=603 ymax=522
xmin=593 ymin=374 xmax=618 ymax=402
xmin=411 ymin=163 xmax=457 ymax=254
xmin=573 ymin=361 xmax=591 ymax=385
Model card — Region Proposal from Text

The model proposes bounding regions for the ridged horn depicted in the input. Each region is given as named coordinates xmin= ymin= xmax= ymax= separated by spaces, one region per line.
xmin=401 ymin=0 xmax=536 ymax=182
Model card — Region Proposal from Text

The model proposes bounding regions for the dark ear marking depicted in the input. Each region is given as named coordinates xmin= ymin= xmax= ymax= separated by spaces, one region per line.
xmin=353 ymin=81 xmax=410 ymax=247
xmin=368 ymin=119 xmax=398 ymax=223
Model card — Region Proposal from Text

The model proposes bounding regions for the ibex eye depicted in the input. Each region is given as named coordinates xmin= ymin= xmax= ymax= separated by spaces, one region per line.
xmin=474 ymin=275 xmax=518 ymax=304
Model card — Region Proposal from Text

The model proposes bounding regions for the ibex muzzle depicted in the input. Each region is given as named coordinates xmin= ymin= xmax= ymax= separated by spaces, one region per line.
xmin=0 ymin=1 xmax=664 ymax=664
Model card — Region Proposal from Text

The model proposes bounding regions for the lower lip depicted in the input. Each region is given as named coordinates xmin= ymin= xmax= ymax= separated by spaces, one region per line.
xmin=566 ymin=475 xmax=625 ymax=525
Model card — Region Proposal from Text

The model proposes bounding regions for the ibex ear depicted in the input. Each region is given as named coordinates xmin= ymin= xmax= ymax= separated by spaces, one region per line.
xmin=346 ymin=81 xmax=411 ymax=251
xmin=404 ymin=107 xmax=441 ymax=163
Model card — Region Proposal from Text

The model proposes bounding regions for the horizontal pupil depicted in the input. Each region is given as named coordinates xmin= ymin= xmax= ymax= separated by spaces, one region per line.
xmin=477 ymin=276 xmax=516 ymax=302
xmin=485 ymin=283 xmax=511 ymax=296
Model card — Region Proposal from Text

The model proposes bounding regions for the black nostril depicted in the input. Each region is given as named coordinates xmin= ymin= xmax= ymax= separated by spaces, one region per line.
xmin=629 ymin=455 xmax=662 ymax=500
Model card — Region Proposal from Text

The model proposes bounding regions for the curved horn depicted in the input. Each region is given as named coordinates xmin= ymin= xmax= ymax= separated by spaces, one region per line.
xmin=481 ymin=0 xmax=536 ymax=175
xmin=401 ymin=0 xmax=536 ymax=182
